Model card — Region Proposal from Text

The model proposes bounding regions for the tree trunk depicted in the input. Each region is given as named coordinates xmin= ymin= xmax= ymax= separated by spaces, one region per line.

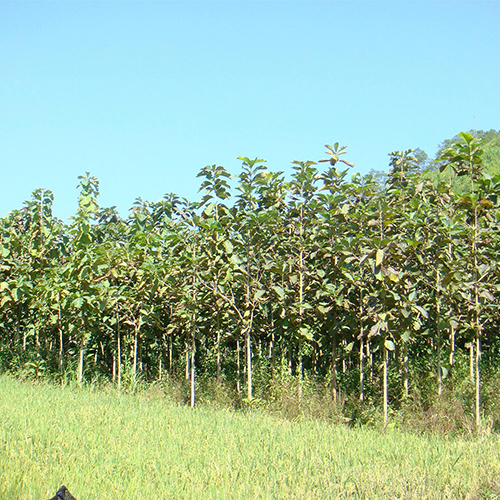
xmin=133 ymin=322 xmax=140 ymax=380
xmin=403 ymin=339 xmax=409 ymax=398
xmin=298 ymin=352 xmax=304 ymax=403
xmin=359 ymin=335 xmax=364 ymax=402
xmin=436 ymin=269 xmax=443 ymax=397
xmin=246 ymin=326 xmax=252 ymax=399
xmin=216 ymin=328 xmax=221 ymax=381
xmin=472 ymin=202 xmax=481 ymax=430
xmin=469 ymin=342 xmax=475 ymax=381
xmin=117 ymin=315 xmax=121 ymax=391
xmin=78 ymin=340 xmax=84 ymax=386
xmin=383 ymin=344 xmax=388 ymax=429
xmin=190 ymin=336 xmax=196 ymax=408
xmin=437 ymin=330 xmax=442 ymax=397
xmin=449 ymin=321 xmax=455 ymax=367
xmin=475 ymin=335 xmax=481 ymax=430
xmin=236 ymin=339 xmax=241 ymax=395
xmin=331 ymin=337 xmax=338 ymax=403
xmin=169 ymin=334 xmax=173 ymax=375
xmin=58 ymin=294 xmax=64 ymax=373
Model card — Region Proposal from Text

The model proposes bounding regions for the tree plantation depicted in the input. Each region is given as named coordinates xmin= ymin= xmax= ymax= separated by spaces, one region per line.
xmin=2 ymin=131 xmax=500 ymax=431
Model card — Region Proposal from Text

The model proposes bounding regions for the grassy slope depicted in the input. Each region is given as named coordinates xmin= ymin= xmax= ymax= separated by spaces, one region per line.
xmin=0 ymin=376 xmax=499 ymax=500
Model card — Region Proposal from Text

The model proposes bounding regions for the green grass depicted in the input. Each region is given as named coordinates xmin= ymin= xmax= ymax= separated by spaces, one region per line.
xmin=0 ymin=376 xmax=499 ymax=500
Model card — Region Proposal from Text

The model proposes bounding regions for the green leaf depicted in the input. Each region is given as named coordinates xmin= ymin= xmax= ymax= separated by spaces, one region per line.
xmin=203 ymin=202 xmax=215 ymax=216
xmin=376 ymin=249 xmax=384 ymax=266
xmin=272 ymin=285 xmax=285 ymax=299
xmin=388 ymin=271 xmax=399 ymax=283
xmin=79 ymin=265 xmax=91 ymax=280
xmin=411 ymin=305 xmax=428 ymax=318
xmin=401 ymin=332 xmax=410 ymax=343
xmin=479 ymin=290 xmax=495 ymax=301
xmin=223 ymin=240 xmax=234 ymax=254
xmin=229 ymin=254 xmax=242 ymax=266
xmin=299 ymin=327 xmax=313 ymax=341
xmin=73 ymin=297 xmax=84 ymax=309
xmin=385 ymin=339 xmax=396 ymax=351
xmin=0 ymin=245 xmax=10 ymax=257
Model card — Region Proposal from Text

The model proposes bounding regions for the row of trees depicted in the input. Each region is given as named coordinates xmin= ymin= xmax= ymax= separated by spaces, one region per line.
xmin=1 ymin=131 xmax=500 ymax=429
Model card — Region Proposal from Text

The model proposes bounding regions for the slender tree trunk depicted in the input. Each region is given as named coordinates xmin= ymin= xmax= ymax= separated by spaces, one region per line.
xmin=359 ymin=291 xmax=365 ymax=402
xmin=133 ymin=319 xmax=141 ymax=380
xmin=383 ymin=343 xmax=389 ymax=429
xmin=20 ymin=305 xmax=26 ymax=350
xmin=472 ymin=203 xmax=482 ymax=430
xmin=216 ymin=328 xmax=221 ymax=382
xmin=298 ymin=351 xmax=304 ymax=403
xmin=269 ymin=330 xmax=274 ymax=360
xmin=449 ymin=321 xmax=455 ymax=367
xmin=436 ymin=269 xmax=443 ymax=397
xmin=475 ymin=335 xmax=481 ymax=430
xmin=469 ymin=342 xmax=475 ymax=381
xmin=58 ymin=294 xmax=64 ymax=373
xmin=236 ymin=339 xmax=241 ymax=395
xmin=78 ymin=311 xmax=85 ymax=386
xmin=117 ymin=314 xmax=121 ymax=391
xmin=185 ymin=342 xmax=190 ymax=381
xmin=359 ymin=334 xmax=364 ymax=402
xmin=168 ymin=334 xmax=173 ymax=375
xmin=269 ymin=312 xmax=275 ymax=361
xmin=78 ymin=340 xmax=84 ymax=386
xmin=246 ymin=326 xmax=252 ymax=399
xmin=403 ymin=339 xmax=409 ymax=398
xmin=437 ymin=334 xmax=442 ymax=397
xmin=133 ymin=326 xmax=138 ymax=379
xmin=190 ymin=335 xmax=196 ymax=408
xmin=14 ymin=306 xmax=20 ymax=350
xmin=58 ymin=324 xmax=64 ymax=373
xmin=331 ymin=337 xmax=338 ymax=403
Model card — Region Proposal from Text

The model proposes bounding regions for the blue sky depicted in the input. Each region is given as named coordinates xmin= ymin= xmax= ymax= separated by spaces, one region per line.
xmin=1 ymin=1 xmax=498 ymax=220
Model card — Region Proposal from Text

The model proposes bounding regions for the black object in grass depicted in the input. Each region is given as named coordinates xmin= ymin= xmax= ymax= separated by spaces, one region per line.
xmin=47 ymin=486 xmax=77 ymax=500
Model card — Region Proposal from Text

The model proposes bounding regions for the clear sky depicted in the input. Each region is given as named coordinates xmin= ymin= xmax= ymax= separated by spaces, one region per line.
xmin=1 ymin=1 xmax=498 ymax=220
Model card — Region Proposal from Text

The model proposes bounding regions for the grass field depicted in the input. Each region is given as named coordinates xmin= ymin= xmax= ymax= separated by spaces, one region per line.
xmin=0 ymin=376 xmax=499 ymax=500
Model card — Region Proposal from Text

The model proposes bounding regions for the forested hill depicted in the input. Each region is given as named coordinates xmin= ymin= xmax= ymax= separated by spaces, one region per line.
xmin=1 ymin=132 xmax=500 ymax=431
xmin=369 ymin=130 xmax=500 ymax=191
xmin=425 ymin=129 xmax=500 ymax=190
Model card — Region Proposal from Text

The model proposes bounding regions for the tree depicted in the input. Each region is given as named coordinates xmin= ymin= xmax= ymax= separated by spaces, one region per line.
xmin=66 ymin=173 xmax=101 ymax=385
xmin=437 ymin=131 xmax=494 ymax=430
